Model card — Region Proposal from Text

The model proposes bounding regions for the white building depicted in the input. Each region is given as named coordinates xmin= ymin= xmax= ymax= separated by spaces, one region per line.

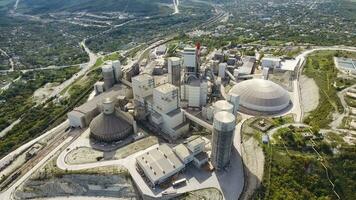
xmin=132 ymin=74 xmax=155 ymax=104
xmin=183 ymin=47 xmax=197 ymax=76
xmin=173 ymin=144 xmax=194 ymax=164
xmin=182 ymin=80 xmax=208 ymax=108
xmin=261 ymin=57 xmax=281 ymax=69
xmin=152 ymin=83 xmax=188 ymax=139
xmin=218 ymin=63 xmax=227 ymax=78
xmin=153 ymin=83 xmax=179 ymax=114
xmin=136 ymin=144 xmax=184 ymax=185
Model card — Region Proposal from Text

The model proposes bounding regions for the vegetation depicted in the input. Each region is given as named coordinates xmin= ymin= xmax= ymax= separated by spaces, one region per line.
xmin=253 ymin=126 xmax=356 ymax=200
xmin=0 ymin=68 xmax=101 ymax=159
xmin=303 ymin=51 xmax=356 ymax=128
xmin=0 ymin=66 xmax=80 ymax=132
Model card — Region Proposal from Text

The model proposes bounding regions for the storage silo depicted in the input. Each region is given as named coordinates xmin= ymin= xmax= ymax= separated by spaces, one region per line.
xmin=168 ymin=57 xmax=181 ymax=87
xmin=214 ymin=100 xmax=233 ymax=114
xmin=218 ymin=63 xmax=227 ymax=78
xmin=112 ymin=60 xmax=122 ymax=82
xmin=90 ymin=97 xmax=133 ymax=143
xmin=211 ymin=111 xmax=236 ymax=170
xmin=102 ymin=98 xmax=115 ymax=114
xmin=200 ymin=81 xmax=208 ymax=106
xmin=102 ymin=65 xmax=115 ymax=91
xmin=94 ymin=81 xmax=105 ymax=94
xmin=227 ymin=93 xmax=240 ymax=115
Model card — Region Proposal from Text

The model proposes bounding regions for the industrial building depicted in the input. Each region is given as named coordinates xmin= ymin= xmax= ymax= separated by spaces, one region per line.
xmin=229 ymin=79 xmax=291 ymax=114
xmin=136 ymin=137 xmax=207 ymax=186
xmin=136 ymin=144 xmax=185 ymax=186
xmin=261 ymin=57 xmax=282 ymax=69
xmin=181 ymin=79 xmax=208 ymax=108
xmin=150 ymin=83 xmax=188 ymax=139
xmin=132 ymin=74 xmax=155 ymax=104
xmin=68 ymin=85 xmax=131 ymax=128
xmin=211 ymin=111 xmax=236 ymax=170
xmin=90 ymin=98 xmax=133 ymax=142
xmin=238 ymin=56 xmax=256 ymax=76
xmin=183 ymin=47 xmax=198 ymax=76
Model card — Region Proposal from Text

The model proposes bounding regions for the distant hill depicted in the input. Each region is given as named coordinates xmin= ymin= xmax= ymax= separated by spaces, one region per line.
xmin=17 ymin=0 xmax=172 ymax=15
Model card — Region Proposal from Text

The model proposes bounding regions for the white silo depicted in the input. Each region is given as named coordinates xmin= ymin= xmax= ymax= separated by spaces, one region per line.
xmin=102 ymin=98 xmax=115 ymax=115
xmin=200 ymin=81 xmax=208 ymax=106
xmin=227 ymin=93 xmax=240 ymax=115
xmin=214 ymin=100 xmax=233 ymax=114
xmin=94 ymin=81 xmax=105 ymax=94
xmin=211 ymin=111 xmax=236 ymax=170
xmin=234 ymin=68 xmax=239 ymax=80
xmin=218 ymin=63 xmax=227 ymax=78
xmin=102 ymin=65 xmax=115 ymax=91
xmin=112 ymin=60 xmax=122 ymax=82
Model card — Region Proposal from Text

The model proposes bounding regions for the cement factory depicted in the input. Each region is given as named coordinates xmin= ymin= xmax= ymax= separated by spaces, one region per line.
xmin=63 ymin=41 xmax=299 ymax=198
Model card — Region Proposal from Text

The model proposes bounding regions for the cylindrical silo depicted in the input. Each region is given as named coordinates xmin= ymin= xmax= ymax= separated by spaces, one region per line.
xmin=228 ymin=93 xmax=240 ymax=115
xmin=211 ymin=111 xmax=236 ymax=170
xmin=112 ymin=60 xmax=122 ymax=82
xmin=102 ymin=65 xmax=115 ymax=91
xmin=214 ymin=100 xmax=233 ymax=114
xmin=168 ymin=57 xmax=181 ymax=88
xmin=102 ymin=98 xmax=115 ymax=115
xmin=218 ymin=63 xmax=227 ymax=78
xmin=200 ymin=81 xmax=208 ymax=106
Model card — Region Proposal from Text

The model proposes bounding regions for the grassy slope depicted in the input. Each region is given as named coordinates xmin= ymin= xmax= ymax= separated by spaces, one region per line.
xmin=303 ymin=51 xmax=356 ymax=128
xmin=253 ymin=127 xmax=356 ymax=200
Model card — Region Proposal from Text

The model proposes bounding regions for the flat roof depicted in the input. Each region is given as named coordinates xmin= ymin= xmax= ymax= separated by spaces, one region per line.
xmin=239 ymin=56 xmax=255 ymax=75
xmin=280 ymin=59 xmax=300 ymax=71
xmin=136 ymin=144 xmax=184 ymax=184
xmin=173 ymin=144 xmax=192 ymax=161
xmin=132 ymin=73 xmax=153 ymax=82
xmin=167 ymin=108 xmax=182 ymax=117
xmin=154 ymin=83 xmax=177 ymax=94
xmin=194 ymin=151 xmax=209 ymax=161
xmin=262 ymin=57 xmax=281 ymax=62
xmin=74 ymin=84 xmax=128 ymax=114
xmin=187 ymin=137 xmax=205 ymax=148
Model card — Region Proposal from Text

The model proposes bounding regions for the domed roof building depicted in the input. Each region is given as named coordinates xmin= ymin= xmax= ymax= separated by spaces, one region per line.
xmin=229 ymin=79 xmax=291 ymax=114
xmin=90 ymin=98 xmax=133 ymax=142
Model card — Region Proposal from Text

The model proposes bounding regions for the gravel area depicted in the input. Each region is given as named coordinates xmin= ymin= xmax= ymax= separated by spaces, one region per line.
xmin=14 ymin=174 xmax=138 ymax=199
xmin=240 ymin=138 xmax=264 ymax=200
xmin=179 ymin=188 xmax=223 ymax=200
xmin=113 ymin=136 xmax=158 ymax=160
xmin=66 ymin=147 xmax=103 ymax=165
xmin=300 ymin=75 xmax=320 ymax=115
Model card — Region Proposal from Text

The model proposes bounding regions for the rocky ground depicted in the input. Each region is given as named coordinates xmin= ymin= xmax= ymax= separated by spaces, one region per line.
xmin=300 ymin=75 xmax=320 ymax=116
xmin=179 ymin=188 xmax=223 ymax=200
xmin=14 ymin=174 xmax=138 ymax=199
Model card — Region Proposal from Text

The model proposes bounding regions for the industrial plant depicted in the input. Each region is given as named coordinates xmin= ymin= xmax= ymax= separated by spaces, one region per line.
xmin=62 ymin=39 xmax=300 ymax=199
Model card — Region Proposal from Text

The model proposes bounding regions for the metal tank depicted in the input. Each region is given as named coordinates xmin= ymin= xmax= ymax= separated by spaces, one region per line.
xmin=112 ymin=60 xmax=122 ymax=82
xmin=227 ymin=93 xmax=240 ymax=115
xmin=168 ymin=57 xmax=181 ymax=88
xmin=214 ymin=100 xmax=233 ymax=114
xmin=211 ymin=111 xmax=236 ymax=170
xmin=102 ymin=65 xmax=115 ymax=91
xmin=102 ymin=98 xmax=115 ymax=115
